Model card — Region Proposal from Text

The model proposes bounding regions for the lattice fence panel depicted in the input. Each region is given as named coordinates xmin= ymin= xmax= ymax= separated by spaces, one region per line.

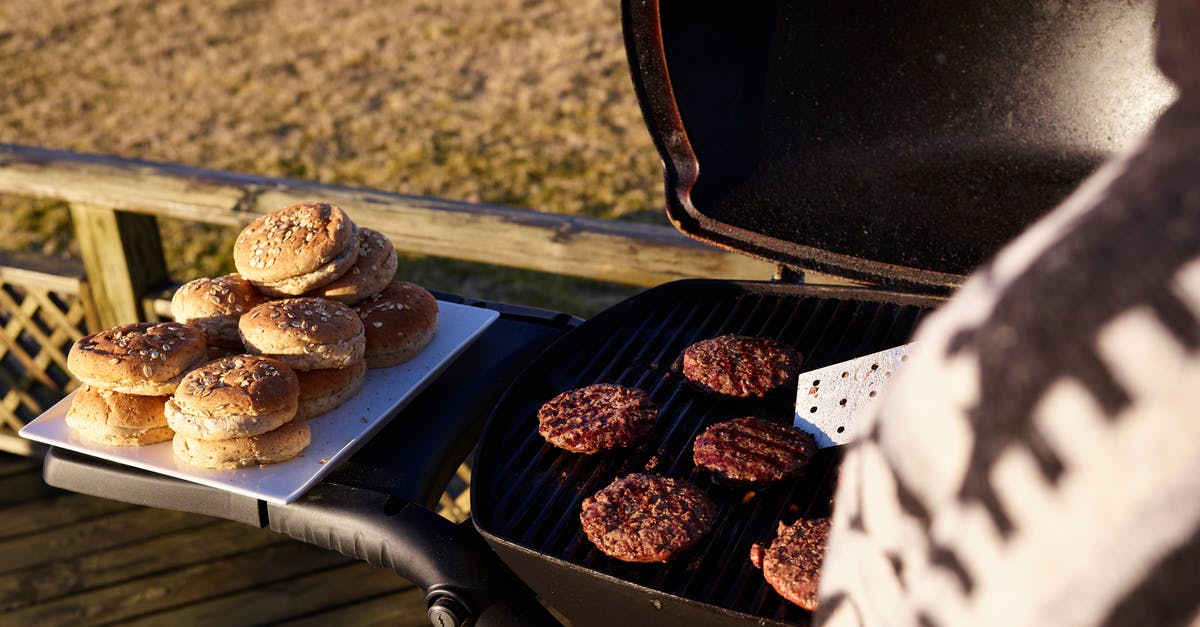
xmin=0 ymin=257 xmax=92 ymax=455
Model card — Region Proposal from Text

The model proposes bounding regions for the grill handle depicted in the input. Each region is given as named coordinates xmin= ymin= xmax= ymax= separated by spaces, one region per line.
xmin=266 ymin=483 xmax=559 ymax=627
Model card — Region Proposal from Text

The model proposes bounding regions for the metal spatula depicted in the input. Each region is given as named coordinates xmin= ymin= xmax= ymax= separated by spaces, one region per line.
xmin=792 ymin=343 xmax=914 ymax=447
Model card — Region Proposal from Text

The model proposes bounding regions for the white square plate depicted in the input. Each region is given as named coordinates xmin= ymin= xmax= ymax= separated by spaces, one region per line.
xmin=20 ymin=300 xmax=499 ymax=504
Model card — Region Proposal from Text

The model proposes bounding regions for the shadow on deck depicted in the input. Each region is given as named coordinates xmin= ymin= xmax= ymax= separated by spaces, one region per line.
xmin=0 ymin=453 xmax=429 ymax=626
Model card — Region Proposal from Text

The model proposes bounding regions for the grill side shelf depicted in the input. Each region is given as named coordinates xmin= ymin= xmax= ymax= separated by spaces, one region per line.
xmin=43 ymin=447 xmax=266 ymax=526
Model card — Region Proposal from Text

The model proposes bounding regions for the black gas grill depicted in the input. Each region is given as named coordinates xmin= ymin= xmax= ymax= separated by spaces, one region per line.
xmin=37 ymin=0 xmax=1174 ymax=625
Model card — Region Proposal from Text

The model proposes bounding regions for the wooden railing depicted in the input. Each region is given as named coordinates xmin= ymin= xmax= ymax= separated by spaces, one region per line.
xmin=0 ymin=142 xmax=856 ymax=452
xmin=0 ymin=144 xmax=799 ymax=329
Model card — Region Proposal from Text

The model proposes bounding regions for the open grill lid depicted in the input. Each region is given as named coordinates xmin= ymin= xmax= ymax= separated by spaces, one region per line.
xmin=623 ymin=0 xmax=1174 ymax=290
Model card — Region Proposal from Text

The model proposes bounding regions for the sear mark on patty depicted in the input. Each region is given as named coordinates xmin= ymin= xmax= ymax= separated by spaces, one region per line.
xmin=580 ymin=473 xmax=718 ymax=563
xmin=693 ymin=416 xmax=817 ymax=484
xmin=681 ymin=335 xmax=802 ymax=398
xmin=750 ymin=516 xmax=831 ymax=611
xmin=537 ymin=383 xmax=658 ymax=453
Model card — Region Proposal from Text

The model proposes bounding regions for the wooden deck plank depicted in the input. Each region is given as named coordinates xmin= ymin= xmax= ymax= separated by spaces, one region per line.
xmin=118 ymin=562 xmax=423 ymax=627
xmin=1 ymin=541 xmax=356 ymax=626
xmin=0 ymin=459 xmax=61 ymax=507
xmin=0 ymin=492 xmax=136 ymax=541
xmin=0 ymin=520 xmax=288 ymax=612
xmin=0 ymin=456 xmax=431 ymax=626
xmin=0 ymin=454 xmax=39 ymax=478
xmin=273 ymin=589 xmax=430 ymax=627
xmin=0 ymin=506 xmax=209 ymax=575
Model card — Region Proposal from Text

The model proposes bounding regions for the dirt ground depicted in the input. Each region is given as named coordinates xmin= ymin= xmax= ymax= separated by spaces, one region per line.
xmin=0 ymin=0 xmax=661 ymax=314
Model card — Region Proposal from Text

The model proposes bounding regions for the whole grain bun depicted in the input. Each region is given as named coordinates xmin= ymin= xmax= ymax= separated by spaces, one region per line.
xmin=65 ymin=385 xmax=174 ymax=446
xmin=294 ymin=359 xmax=367 ymax=420
xmin=239 ymin=297 xmax=366 ymax=370
xmin=353 ymin=281 xmax=438 ymax=368
xmin=67 ymin=322 xmax=208 ymax=395
xmin=233 ymin=202 xmax=360 ymax=296
xmin=172 ymin=419 xmax=311 ymax=469
xmin=165 ymin=355 xmax=299 ymax=440
xmin=305 ymin=228 xmax=397 ymax=305
xmin=170 ymin=274 xmax=268 ymax=348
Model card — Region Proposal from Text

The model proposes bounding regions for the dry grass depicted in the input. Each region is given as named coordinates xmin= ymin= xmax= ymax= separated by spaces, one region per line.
xmin=0 ymin=0 xmax=662 ymax=315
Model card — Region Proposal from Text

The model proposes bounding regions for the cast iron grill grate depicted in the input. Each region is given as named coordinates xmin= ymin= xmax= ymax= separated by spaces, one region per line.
xmin=474 ymin=280 xmax=939 ymax=625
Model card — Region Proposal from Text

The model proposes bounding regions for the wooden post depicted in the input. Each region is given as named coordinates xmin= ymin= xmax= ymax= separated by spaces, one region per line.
xmin=69 ymin=203 xmax=169 ymax=329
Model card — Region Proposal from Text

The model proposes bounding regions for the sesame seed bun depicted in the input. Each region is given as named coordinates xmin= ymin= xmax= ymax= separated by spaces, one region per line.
xmin=294 ymin=359 xmax=367 ymax=420
xmin=170 ymin=274 xmax=268 ymax=348
xmin=165 ymin=355 xmax=299 ymax=440
xmin=67 ymin=322 xmax=208 ymax=395
xmin=233 ymin=202 xmax=360 ymax=297
xmin=172 ymin=419 xmax=311 ymax=470
xmin=353 ymin=281 xmax=439 ymax=368
xmin=65 ymin=385 xmax=174 ymax=446
xmin=238 ymin=297 xmax=366 ymax=370
xmin=305 ymin=228 xmax=398 ymax=305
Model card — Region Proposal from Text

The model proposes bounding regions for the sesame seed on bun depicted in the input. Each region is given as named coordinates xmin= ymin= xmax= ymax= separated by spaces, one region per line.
xmin=233 ymin=202 xmax=360 ymax=297
xmin=239 ymin=297 xmax=366 ymax=370
xmin=305 ymin=228 xmax=398 ymax=305
xmin=165 ymin=355 xmax=299 ymax=440
xmin=353 ymin=281 xmax=438 ymax=368
xmin=170 ymin=274 xmax=268 ymax=348
xmin=67 ymin=322 xmax=208 ymax=395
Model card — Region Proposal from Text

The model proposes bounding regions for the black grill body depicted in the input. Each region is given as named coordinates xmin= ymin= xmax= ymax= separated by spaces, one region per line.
xmin=472 ymin=280 xmax=942 ymax=625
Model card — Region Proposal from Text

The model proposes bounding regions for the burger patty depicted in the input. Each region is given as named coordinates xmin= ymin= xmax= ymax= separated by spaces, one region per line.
xmin=537 ymin=383 xmax=658 ymax=453
xmin=580 ymin=473 xmax=718 ymax=563
xmin=749 ymin=517 xmax=831 ymax=611
xmin=693 ymin=417 xmax=817 ymax=484
xmin=681 ymin=335 xmax=802 ymax=397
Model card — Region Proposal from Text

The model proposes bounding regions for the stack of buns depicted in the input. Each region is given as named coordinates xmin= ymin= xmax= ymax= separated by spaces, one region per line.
xmin=166 ymin=355 xmax=309 ymax=469
xmin=62 ymin=201 xmax=440 ymax=470
xmin=232 ymin=202 xmax=362 ymax=297
xmin=239 ymin=297 xmax=367 ymax=420
xmin=65 ymin=321 xmax=207 ymax=446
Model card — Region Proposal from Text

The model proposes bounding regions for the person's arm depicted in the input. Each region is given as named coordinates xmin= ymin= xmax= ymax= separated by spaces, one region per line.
xmin=818 ymin=2 xmax=1200 ymax=625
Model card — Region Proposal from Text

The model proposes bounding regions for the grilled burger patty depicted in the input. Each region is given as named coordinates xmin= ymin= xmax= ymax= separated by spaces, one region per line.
xmin=681 ymin=334 xmax=802 ymax=397
xmin=537 ymin=383 xmax=658 ymax=453
xmin=750 ymin=517 xmax=831 ymax=611
xmin=693 ymin=417 xmax=817 ymax=484
xmin=580 ymin=473 xmax=718 ymax=563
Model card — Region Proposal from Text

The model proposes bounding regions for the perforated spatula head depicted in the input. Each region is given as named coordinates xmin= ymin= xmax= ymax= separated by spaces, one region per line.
xmin=793 ymin=343 xmax=914 ymax=448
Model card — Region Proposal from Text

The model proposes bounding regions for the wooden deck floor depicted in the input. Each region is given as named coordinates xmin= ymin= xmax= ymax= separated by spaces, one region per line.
xmin=0 ymin=453 xmax=430 ymax=626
